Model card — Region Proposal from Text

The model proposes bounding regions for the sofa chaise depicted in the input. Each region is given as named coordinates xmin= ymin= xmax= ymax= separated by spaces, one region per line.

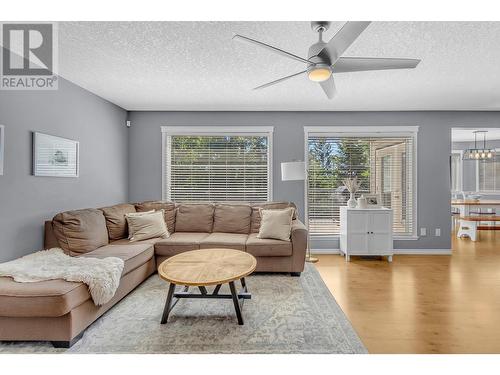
xmin=0 ymin=201 xmax=307 ymax=347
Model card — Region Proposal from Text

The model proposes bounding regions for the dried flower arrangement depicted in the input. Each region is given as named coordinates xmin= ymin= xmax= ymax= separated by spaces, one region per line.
xmin=342 ymin=177 xmax=361 ymax=194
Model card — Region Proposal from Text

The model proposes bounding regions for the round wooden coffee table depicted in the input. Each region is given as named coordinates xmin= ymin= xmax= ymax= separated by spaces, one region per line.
xmin=158 ymin=248 xmax=257 ymax=325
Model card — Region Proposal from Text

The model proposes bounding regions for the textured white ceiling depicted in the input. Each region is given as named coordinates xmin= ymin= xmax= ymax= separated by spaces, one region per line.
xmin=57 ymin=21 xmax=500 ymax=111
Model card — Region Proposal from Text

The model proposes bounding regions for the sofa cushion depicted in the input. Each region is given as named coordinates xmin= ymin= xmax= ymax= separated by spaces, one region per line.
xmin=135 ymin=201 xmax=176 ymax=234
xmin=199 ymin=232 xmax=248 ymax=251
xmin=175 ymin=203 xmax=214 ymax=232
xmin=100 ymin=203 xmax=136 ymax=240
xmin=52 ymin=208 xmax=109 ymax=256
xmin=154 ymin=232 xmax=210 ymax=257
xmin=110 ymin=237 xmax=164 ymax=246
xmin=0 ymin=277 xmax=90 ymax=318
xmin=212 ymin=204 xmax=252 ymax=234
xmin=245 ymin=233 xmax=293 ymax=257
xmin=250 ymin=202 xmax=297 ymax=233
xmin=80 ymin=243 xmax=154 ymax=275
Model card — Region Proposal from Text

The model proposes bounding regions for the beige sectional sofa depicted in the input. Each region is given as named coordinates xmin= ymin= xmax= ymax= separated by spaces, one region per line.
xmin=0 ymin=201 xmax=307 ymax=347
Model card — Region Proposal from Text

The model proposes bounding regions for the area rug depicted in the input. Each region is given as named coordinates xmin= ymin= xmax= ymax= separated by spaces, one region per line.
xmin=0 ymin=264 xmax=367 ymax=354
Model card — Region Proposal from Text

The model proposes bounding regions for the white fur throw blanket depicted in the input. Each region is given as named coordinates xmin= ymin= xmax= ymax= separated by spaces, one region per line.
xmin=0 ymin=248 xmax=124 ymax=305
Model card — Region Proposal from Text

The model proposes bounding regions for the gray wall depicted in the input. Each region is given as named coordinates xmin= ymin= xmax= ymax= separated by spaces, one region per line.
xmin=0 ymin=78 xmax=128 ymax=262
xmin=127 ymin=111 xmax=500 ymax=251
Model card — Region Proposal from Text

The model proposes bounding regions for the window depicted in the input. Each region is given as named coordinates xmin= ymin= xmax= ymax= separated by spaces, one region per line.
xmin=381 ymin=155 xmax=392 ymax=207
xmin=401 ymin=152 xmax=407 ymax=221
xmin=162 ymin=126 xmax=273 ymax=202
xmin=305 ymin=127 xmax=417 ymax=238
xmin=477 ymin=151 xmax=500 ymax=192
xmin=450 ymin=151 xmax=462 ymax=192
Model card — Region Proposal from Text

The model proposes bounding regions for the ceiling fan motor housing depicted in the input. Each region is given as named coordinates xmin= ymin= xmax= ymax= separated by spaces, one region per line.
xmin=307 ymin=41 xmax=334 ymax=81
xmin=308 ymin=42 xmax=334 ymax=64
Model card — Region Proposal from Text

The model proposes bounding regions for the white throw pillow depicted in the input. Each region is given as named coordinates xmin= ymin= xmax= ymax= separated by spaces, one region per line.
xmin=126 ymin=210 xmax=154 ymax=216
xmin=125 ymin=210 xmax=169 ymax=242
xmin=257 ymin=207 xmax=294 ymax=241
xmin=125 ymin=210 xmax=155 ymax=239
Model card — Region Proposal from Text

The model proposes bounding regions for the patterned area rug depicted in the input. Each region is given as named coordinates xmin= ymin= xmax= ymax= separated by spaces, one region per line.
xmin=0 ymin=264 xmax=366 ymax=353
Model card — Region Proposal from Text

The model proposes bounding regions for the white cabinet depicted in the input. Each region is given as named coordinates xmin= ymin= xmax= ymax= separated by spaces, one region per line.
xmin=339 ymin=207 xmax=393 ymax=262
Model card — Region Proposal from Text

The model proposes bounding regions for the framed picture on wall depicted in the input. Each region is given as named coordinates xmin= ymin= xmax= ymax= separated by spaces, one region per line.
xmin=33 ymin=132 xmax=79 ymax=177
xmin=0 ymin=125 xmax=4 ymax=176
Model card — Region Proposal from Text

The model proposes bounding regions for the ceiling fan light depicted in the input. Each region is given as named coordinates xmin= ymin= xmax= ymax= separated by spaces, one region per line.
xmin=308 ymin=67 xmax=332 ymax=82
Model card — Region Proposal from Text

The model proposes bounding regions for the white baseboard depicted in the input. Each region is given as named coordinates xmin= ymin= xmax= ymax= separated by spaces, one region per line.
xmin=393 ymin=248 xmax=452 ymax=255
xmin=310 ymin=248 xmax=452 ymax=255
xmin=311 ymin=248 xmax=341 ymax=255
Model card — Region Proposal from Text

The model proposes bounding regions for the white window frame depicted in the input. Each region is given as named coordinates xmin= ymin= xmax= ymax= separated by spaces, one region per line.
xmin=161 ymin=126 xmax=274 ymax=201
xmin=475 ymin=147 xmax=500 ymax=194
xmin=451 ymin=149 xmax=463 ymax=193
xmin=304 ymin=125 xmax=419 ymax=240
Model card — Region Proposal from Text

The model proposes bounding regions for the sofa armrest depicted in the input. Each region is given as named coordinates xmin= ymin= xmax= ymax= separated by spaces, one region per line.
xmin=291 ymin=218 xmax=307 ymax=237
xmin=290 ymin=219 xmax=308 ymax=272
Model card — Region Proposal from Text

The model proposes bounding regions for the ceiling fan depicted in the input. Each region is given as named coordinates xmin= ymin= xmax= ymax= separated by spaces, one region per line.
xmin=232 ymin=21 xmax=421 ymax=99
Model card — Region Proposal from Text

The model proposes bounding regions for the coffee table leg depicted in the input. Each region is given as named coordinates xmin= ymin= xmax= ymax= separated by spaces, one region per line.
xmin=161 ymin=283 xmax=176 ymax=324
xmin=229 ymin=281 xmax=244 ymax=325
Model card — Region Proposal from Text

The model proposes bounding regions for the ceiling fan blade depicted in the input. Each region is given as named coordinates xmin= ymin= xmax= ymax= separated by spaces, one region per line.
xmin=233 ymin=34 xmax=311 ymax=64
xmin=253 ymin=70 xmax=307 ymax=90
xmin=318 ymin=21 xmax=371 ymax=63
xmin=319 ymin=76 xmax=336 ymax=99
xmin=333 ymin=57 xmax=420 ymax=73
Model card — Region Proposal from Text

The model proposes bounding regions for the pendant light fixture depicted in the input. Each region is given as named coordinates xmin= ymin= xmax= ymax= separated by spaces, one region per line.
xmin=463 ymin=130 xmax=495 ymax=161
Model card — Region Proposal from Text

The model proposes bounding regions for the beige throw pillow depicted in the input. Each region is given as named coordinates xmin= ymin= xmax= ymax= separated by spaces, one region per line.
xmin=125 ymin=210 xmax=154 ymax=239
xmin=257 ymin=208 xmax=294 ymax=241
xmin=125 ymin=210 xmax=169 ymax=242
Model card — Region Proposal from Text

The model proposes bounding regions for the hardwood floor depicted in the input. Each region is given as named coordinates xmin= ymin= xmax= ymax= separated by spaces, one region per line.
xmin=315 ymin=230 xmax=500 ymax=353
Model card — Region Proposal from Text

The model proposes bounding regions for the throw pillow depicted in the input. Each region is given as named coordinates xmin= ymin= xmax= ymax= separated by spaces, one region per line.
xmin=135 ymin=201 xmax=176 ymax=234
xmin=250 ymin=202 xmax=297 ymax=233
xmin=257 ymin=207 xmax=294 ymax=241
xmin=125 ymin=210 xmax=169 ymax=242
xmin=125 ymin=210 xmax=154 ymax=238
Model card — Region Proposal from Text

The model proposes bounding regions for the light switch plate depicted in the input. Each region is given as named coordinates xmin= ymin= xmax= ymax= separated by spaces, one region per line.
xmin=435 ymin=228 xmax=441 ymax=237
xmin=420 ymin=227 xmax=427 ymax=236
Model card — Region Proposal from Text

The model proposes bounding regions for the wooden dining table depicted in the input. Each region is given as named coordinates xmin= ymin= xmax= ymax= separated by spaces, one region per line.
xmin=451 ymin=199 xmax=500 ymax=216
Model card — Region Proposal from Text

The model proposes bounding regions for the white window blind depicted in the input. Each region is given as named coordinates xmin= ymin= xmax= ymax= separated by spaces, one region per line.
xmin=307 ymin=134 xmax=416 ymax=237
xmin=164 ymin=134 xmax=271 ymax=202
xmin=450 ymin=152 xmax=462 ymax=192
xmin=477 ymin=154 xmax=500 ymax=192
